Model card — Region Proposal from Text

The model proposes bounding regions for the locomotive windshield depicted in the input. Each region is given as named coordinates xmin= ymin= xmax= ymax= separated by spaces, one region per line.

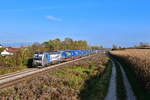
xmin=33 ymin=54 xmax=43 ymax=60
xmin=34 ymin=57 xmax=42 ymax=60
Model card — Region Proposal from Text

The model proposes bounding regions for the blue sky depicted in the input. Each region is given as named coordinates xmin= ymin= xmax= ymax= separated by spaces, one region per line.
xmin=0 ymin=0 xmax=150 ymax=47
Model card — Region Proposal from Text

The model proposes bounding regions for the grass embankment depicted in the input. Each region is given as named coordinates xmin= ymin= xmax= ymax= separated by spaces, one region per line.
xmin=79 ymin=61 xmax=112 ymax=100
xmin=0 ymin=57 xmax=33 ymax=75
xmin=0 ymin=66 xmax=27 ymax=75
xmin=111 ymin=54 xmax=150 ymax=100
xmin=114 ymin=60 xmax=126 ymax=100
xmin=0 ymin=53 xmax=112 ymax=100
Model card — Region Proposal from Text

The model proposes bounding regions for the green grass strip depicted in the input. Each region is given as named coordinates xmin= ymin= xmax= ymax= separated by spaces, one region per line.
xmin=79 ymin=60 xmax=112 ymax=100
xmin=115 ymin=60 xmax=126 ymax=100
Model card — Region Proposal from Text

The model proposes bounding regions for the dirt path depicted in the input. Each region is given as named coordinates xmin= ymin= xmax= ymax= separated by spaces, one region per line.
xmin=105 ymin=60 xmax=117 ymax=100
xmin=105 ymin=58 xmax=136 ymax=100
xmin=117 ymin=61 xmax=136 ymax=100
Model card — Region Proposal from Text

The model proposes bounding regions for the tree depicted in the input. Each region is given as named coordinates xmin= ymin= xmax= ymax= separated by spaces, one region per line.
xmin=33 ymin=37 xmax=103 ymax=51
xmin=32 ymin=42 xmax=41 ymax=48
xmin=53 ymin=38 xmax=61 ymax=50
xmin=139 ymin=42 xmax=149 ymax=47
xmin=99 ymin=45 xmax=103 ymax=49
xmin=63 ymin=38 xmax=73 ymax=50
xmin=112 ymin=44 xmax=117 ymax=50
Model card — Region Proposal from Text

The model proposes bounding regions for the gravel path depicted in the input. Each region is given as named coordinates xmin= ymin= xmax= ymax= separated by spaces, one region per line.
xmin=117 ymin=61 xmax=136 ymax=100
xmin=105 ymin=60 xmax=117 ymax=100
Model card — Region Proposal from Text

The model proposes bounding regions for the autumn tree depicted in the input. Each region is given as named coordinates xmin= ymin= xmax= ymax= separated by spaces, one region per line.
xmin=112 ymin=44 xmax=117 ymax=50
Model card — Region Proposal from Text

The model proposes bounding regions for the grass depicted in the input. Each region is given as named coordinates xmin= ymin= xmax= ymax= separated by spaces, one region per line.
xmin=57 ymin=66 xmax=98 ymax=89
xmin=79 ymin=60 xmax=112 ymax=100
xmin=18 ymin=65 xmax=28 ymax=70
xmin=0 ymin=65 xmax=27 ymax=75
xmin=56 ymin=67 xmax=88 ymax=89
xmin=55 ymin=59 xmax=112 ymax=100
xmin=0 ymin=57 xmax=32 ymax=75
xmin=67 ymin=77 xmax=79 ymax=88
xmin=56 ymin=72 xmax=65 ymax=77
xmin=0 ymin=53 xmax=111 ymax=100
xmin=114 ymin=60 xmax=126 ymax=100
xmin=112 ymin=55 xmax=150 ymax=100
xmin=72 ymin=66 xmax=96 ymax=74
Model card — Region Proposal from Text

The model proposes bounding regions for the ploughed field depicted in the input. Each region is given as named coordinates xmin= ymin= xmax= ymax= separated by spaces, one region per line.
xmin=110 ymin=49 xmax=150 ymax=93
xmin=0 ymin=53 xmax=111 ymax=100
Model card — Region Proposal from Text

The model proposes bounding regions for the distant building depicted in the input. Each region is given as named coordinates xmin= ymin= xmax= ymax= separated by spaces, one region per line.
xmin=20 ymin=46 xmax=28 ymax=50
xmin=1 ymin=48 xmax=20 ymax=56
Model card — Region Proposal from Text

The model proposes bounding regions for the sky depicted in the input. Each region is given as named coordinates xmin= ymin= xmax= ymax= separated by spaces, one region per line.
xmin=0 ymin=0 xmax=150 ymax=48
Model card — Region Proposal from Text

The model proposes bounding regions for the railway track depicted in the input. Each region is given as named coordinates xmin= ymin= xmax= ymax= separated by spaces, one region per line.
xmin=0 ymin=68 xmax=37 ymax=81
xmin=0 ymin=54 xmax=96 ymax=89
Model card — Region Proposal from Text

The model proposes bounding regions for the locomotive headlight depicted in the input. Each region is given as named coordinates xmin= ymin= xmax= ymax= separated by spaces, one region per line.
xmin=33 ymin=60 xmax=42 ymax=66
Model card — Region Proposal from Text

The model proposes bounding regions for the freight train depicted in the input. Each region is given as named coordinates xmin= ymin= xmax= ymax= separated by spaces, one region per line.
xmin=32 ymin=50 xmax=105 ymax=68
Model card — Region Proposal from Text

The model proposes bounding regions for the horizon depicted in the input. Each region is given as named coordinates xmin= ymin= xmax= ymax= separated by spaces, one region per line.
xmin=0 ymin=0 xmax=150 ymax=48
xmin=0 ymin=38 xmax=109 ymax=48
xmin=0 ymin=38 xmax=147 ymax=48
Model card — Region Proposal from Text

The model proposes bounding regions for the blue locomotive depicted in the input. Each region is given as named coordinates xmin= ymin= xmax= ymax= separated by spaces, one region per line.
xmin=32 ymin=50 xmax=105 ymax=68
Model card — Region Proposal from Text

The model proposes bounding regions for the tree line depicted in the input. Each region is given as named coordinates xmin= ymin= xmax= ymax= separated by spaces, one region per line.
xmin=33 ymin=38 xmax=104 ymax=52
xmin=0 ymin=38 xmax=104 ymax=74
xmin=112 ymin=42 xmax=150 ymax=50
